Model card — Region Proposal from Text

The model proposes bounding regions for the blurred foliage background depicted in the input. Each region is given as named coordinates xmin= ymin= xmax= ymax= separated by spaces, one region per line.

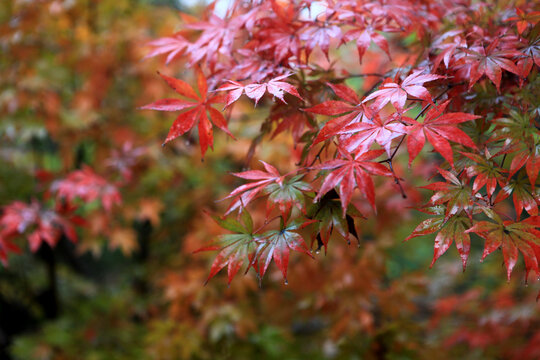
xmin=0 ymin=0 xmax=538 ymax=359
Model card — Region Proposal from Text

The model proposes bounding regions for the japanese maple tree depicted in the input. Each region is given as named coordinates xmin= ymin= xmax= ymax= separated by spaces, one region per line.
xmin=136 ymin=0 xmax=540 ymax=287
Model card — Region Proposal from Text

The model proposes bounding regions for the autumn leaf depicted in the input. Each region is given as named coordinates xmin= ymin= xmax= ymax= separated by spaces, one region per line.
xmin=421 ymin=168 xmax=474 ymax=219
xmin=144 ymin=32 xmax=189 ymax=64
xmin=405 ymin=100 xmax=479 ymax=167
xmin=362 ymin=71 xmax=443 ymax=111
xmin=253 ymin=218 xmax=314 ymax=283
xmin=335 ymin=106 xmax=407 ymax=155
xmin=494 ymin=176 xmax=539 ymax=218
xmin=109 ymin=227 xmax=138 ymax=256
xmin=508 ymin=147 xmax=539 ymax=188
xmin=314 ymin=149 xmax=392 ymax=215
xmin=344 ymin=18 xmax=391 ymax=63
xmin=406 ymin=206 xmax=472 ymax=270
xmin=505 ymin=8 xmax=540 ymax=35
xmin=305 ymin=82 xmax=364 ymax=145
xmin=140 ymin=69 xmax=235 ymax=157
xmin=264 ymin=174 xmax=311 ymax=219
xmin=0 ymin=201 xmax=77 ymax=256
xmin=462 ymin=40 xmax=521 ymax=92
xmin=461 ymin=151 xmax=507 ymax=198
xmin=218 ymin=73 xmax=303 ymax=107
xmin=466 ymin=216 xmax=540 ymax=281
xmin=307 ymin=189 xmax=363 ymax=251
xmin=223 ymin=160 xmax=285 ymax=215
xmin=196 ymin=211 xmax=257 ymax=284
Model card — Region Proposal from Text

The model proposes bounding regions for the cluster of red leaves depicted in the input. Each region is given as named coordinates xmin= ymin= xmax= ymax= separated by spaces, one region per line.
xmin=0 ymin=201 xmax=77 ymax=265
xmin=51 ymin=166 xmax=122 ymax=212
xmin=0 ymin=161 xmax=127 ymax=265
xmin=142 ymin=0 xmax=540 ymax=285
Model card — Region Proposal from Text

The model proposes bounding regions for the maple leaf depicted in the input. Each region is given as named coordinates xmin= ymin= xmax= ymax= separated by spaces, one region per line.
xmin=461 ymin=151 xmax=507 ymax=198
xmin=405 ymin=100 xmax=479 ymax=167
xmin=462 ymin=40 xmax=521 ymax=92
xmin=264 ymin=174 xmax=311 ymax=219
xmin=253 ymin=218 xmax=313 ymax=283
xmin=362 ymin=1 xmax=417 ymax=30
xmin=494 ymin=176 xmax=539 ymax=218
xmin=270 ymin=108 xmax=313 ymax=143
xmin=218 ymin=73 xmax=303 ymax=107
xmin=196 ymin=211 xmax=257 ymax=284
xmin=51 ymin=166 xmax=121 ymax=212
xmin=257 ymin=17 xmax=302 ymax=63
xmin=140 ymin=70 xmax=235 ymax=156
xmin=335 ymin=106 xmax=407 ymax=155
xmin=362 ymin=70 xmax=443 ymax=111
xmin=505 ymin=8 xmax=540 ymax=35
xmin=225 ymin=160 xmax=298 ymax=215
xmin=406 ymin=206 xmax=472 ymax=270
xmin=109 ymin=227 xmax=138 ymax=256
xmin=432 ymin=31 xmax=466 ymax=70
xmin=492 ymin=110 xmax=539 ymax=150
xmin=520 ymin=34 xmax=540 ymax=71
xmin=305 ymin=82 xmax=364 ymax=145
xmin=421 ymin=168 xmax=475 ymax=219
xmin=300 ymin=22 xmax=342 ymax=60
xmin=229 ymin=48 xmax=280 ymax=83
xmin=466 ymin=216 xmax=540 ymax=281
xmin=187 ymin=14 xmax=246 ymax=69
xmin=314 ymin=149 xmax=392 ymax=215
xmin=344 ymin=18 xmax=391 ymax=63
xmin=144 ymin=33 xmax=189 ymax=64
xmin=508 ymin=146 xmax=539 ymax=188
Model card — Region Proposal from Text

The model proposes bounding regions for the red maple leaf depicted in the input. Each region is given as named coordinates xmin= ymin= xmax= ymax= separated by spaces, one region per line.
xmin=300 ymin=22 xmax=342 ymax=60
xmin=432 ymin=30 xmax=465 ymax=70
xmin=505 ymin=8 xmax=540 ymax=35
xmin=343 ymin=17 xmax=391 ymax=63
xmin=362 ymin=70 xmax=442 ymax=111
xmin=218 ymin=73 xmax=303 ymax=107
xmin=144 ymin=32 xmax=189 ymax=64
xmin=405 ymin=100 xmax=479 ymax=167
xmin=256 ymin=17 xmax=302 ymax=63
xmin=508 ymin=146 xmax=539 ymax=188
xmin=462 ymin=40 xmax=521 ymax=92
xmin=304 ymin=82 xmax=364 ymax=145
xmin=494 ymin=176 xmax=539 ymax=218
xmin=314 ymin=149 xmax=392 ymax=215
xmin=421 ymin=168 xmax=475 ymax=219
xmin=223 ymin=161 xmax=285 ymax=214
xmin=253 ymin=219 xmax=313 ymax=283
xmin=466 ymin=216 xmax=540 ymax=282
xmin=406 ymin=207 xmax=472 ymax=271
xmin=140 ymin=69 xmax=235 ymax=156
xmin=187 ymin=14 xmax=246 ymax=69
xmin=334 ymin=106 xmax=407 ymax=154
xmin=461 ymin=151 xmax=507 ymax=198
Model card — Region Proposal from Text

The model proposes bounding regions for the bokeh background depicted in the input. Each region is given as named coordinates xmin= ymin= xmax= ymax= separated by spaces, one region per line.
xmin=0 ymin=0 xmax=538 ymax=359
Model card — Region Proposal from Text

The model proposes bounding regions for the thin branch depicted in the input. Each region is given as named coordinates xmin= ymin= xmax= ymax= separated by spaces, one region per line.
xmin=308 ymin=144 xmax=327 ymax=167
